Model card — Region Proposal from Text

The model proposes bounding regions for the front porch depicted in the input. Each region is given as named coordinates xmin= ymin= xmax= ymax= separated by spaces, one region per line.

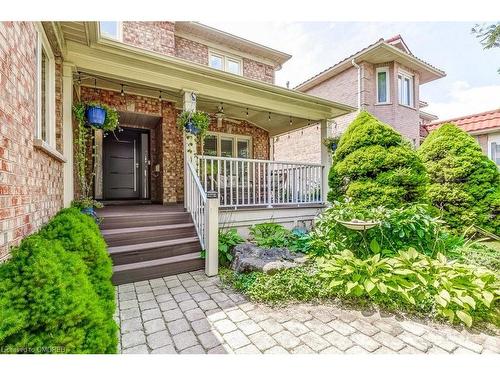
xmin=58 ymin=23 xmax=354 ymax=279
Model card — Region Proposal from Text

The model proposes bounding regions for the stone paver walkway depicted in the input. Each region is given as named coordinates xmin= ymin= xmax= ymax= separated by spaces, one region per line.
xmin=115 ymin=271 xmax=500 ymax=354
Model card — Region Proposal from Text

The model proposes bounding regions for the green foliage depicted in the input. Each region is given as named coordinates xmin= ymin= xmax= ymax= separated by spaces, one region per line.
xmin=418 ymin=123 xmax=500 ymax=235
xmin=328 ymin=111 xmax=428 ymax=209
xmin=39 ymin=208 xmax=115 ymax=318
xmin=0 ymin=233 xmax=117 ymax=353
xmin=317 ymin=248 xmax=500 ymax=327
xmin=249 ymin=223 xmax=309 ymax=252
xmin=177 ymin=110 xmax=211 ymax=141
xmin=84 ymin=101 xmax=120 ymax=132
xmin=220 ymin=266 xmax=325 ymax=304
xmin=218 ymin=228 xmax=245 ymax=266
xmin=308 ymin=199 xmax=460 ymax=258
xmin=71 ymin=197 xmax=103 ymax=210
xmin=450 ymin=240 xmax=500 ymax=272
xmin=73 ymin=102 xmax=92 ymax=200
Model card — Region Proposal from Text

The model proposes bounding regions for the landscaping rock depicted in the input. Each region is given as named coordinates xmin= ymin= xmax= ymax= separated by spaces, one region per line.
xmin=230 ymin=243 xmax=307 ymax=274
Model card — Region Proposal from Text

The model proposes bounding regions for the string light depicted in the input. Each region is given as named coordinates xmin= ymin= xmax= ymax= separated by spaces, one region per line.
xmin=289 ymin=116 xmax=292 ymax=126
xmin=120 ymin=84 xmax=125 ymax=97
xmin=268 ymin=112 xmax=271 ymax=122
xmin=77 ymin=72 xmax=82 ymax=85
xmin=246 ymin=108 xmax=249 ymax=118
xmin=159 ymin=90 xmax=162 ymax=101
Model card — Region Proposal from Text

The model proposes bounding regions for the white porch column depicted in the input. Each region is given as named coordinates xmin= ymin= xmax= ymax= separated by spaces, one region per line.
xmin=204 ymin=191 xmax=219 ymax=276
xmin=62 ymin=63 xmax=75 ymax=207
xmin=182 ymin=91 xmax=197 ymax=207
xmin=320 ymin=119 xmax=331 ymax=202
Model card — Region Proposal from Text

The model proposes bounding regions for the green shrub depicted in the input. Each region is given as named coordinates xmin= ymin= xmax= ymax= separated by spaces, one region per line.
xmin=39 ymin=208 xmax=115 ymax=317
xmin=317 ymin=249 xmax=500 ymax=327
xmin=220 ymin=266 xmax=325 ymax=303
xmin=418 ymin=123 xmax=500 ymax=235
xmin=249 ymin=222 xmax=309 ymax=252
xmin=328 ymin=111 xmax=428 ymax=208
xmin=0 ymin=236 xmax=116 ymax=353
xmin=450 ymin=241 xmax=500 ymax=272
xmin=218 ymin=228 xmax=245 ymax=266
xmin=308 ymin=199 xmax=461 ymax=258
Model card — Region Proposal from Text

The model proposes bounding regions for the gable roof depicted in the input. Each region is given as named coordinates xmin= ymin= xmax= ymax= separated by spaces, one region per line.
xmin=423 ymin=108 xmax=500 ymax=135
xmin=295 ymin=35 xmax=445 ymax=91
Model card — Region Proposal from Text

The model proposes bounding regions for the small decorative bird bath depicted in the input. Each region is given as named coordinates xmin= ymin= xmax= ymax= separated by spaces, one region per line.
xmin=335 ymin=219 xmax=380 ymax=231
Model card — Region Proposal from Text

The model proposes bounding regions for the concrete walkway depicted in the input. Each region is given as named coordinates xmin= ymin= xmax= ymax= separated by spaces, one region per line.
xmin=115 ymin=270 xmax=500 ymax=354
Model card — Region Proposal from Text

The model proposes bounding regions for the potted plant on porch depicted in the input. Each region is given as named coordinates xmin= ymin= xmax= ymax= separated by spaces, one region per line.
xmin=84 ymin=101 xmax=119 ymax=132
xmin=323 ymin=136 xmax=341 ymax=153
xmin=177 ymin=110 xmax=210 ymax=140
xmin=72 ymin=102 xmax=119 ymax=219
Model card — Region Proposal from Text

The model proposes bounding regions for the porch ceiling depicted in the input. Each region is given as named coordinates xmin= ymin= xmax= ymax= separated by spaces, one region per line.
xmin=60 ymin=22 xmax=354 ymax=134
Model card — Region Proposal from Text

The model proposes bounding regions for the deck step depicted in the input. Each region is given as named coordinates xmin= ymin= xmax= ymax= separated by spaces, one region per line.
xmin=108 ymin=236 xmax=201 ymax=265
xmin=100 ymin=212 xmax=192 ymax=230
xmin=112 ymin=252 xmax=204 ymax=285
xmin=102 ymin=223 xmax=197 ymax=247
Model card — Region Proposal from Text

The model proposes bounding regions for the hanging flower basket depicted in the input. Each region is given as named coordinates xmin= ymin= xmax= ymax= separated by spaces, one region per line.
xmin=85 ymin=105 xmax=106 ymax=127
xmin=335 ymin=218 xmax=380 ymax=231
xmin=323 ymin=136 xmax=341 ymax=153
xmin=177 ymin=110 xmax=210 ymax=140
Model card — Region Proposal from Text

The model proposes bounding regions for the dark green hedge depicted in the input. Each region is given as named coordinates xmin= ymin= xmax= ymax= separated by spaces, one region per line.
xmin=418 ymin=123 xmax=500 ymax=235
xmin=328 ymin=111 xmax=428 ymax=208
xmin=0 ymin=208 xmax=117 ymax=354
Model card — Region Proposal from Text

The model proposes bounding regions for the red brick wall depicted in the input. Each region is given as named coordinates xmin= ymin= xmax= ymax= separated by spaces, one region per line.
xmin=243 ymin=58 xmax=274 ymax=84
xmin=174 ymin=36 xmax=208 ymax=65
xmin=122 ymin=21 xmax=176 ymax=56
xmin=0 ymin=22 xmax=64 ymax=260
xmin=119 ymin=22 xmax=275 ymax=84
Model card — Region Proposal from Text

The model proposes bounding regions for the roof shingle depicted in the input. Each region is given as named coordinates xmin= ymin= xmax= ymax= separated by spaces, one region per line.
xmin=424 ymin=108 xmax=500 ymax=133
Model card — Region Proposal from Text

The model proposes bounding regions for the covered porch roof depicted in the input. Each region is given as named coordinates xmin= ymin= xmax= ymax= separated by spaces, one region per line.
xmin=53 ymin=21 xmax=354 ymax=136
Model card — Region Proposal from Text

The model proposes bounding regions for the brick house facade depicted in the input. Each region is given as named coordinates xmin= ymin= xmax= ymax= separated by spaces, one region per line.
xmin=0 ymin=22 xmax=64 ymax=260
xmin=2 ymin=21 xmax=345 ymax=261
xmin=274 ymin=35 xmax=445 ymax=163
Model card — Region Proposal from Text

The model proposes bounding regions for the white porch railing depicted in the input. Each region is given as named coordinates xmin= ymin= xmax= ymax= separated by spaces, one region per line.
xmin=196 ymin=155 xmax=325 ymax=208
xmin=186 ymin=160 xmax=218 ymax=276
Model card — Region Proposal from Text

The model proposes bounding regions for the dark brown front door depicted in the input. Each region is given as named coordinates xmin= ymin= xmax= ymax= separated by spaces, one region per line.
xmin=103 ymin=129 xmax=142 ymax=200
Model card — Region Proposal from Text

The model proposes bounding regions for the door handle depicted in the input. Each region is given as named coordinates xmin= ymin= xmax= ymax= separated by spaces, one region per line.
xmin=133 ymin=140 xmax=137 ymax=192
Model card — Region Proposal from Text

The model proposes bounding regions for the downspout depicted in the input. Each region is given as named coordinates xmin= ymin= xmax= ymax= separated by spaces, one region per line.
xmin=351 ymin=59 xmax=361 ymax=111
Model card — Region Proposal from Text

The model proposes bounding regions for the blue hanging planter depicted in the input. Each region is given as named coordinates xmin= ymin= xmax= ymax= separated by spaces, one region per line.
xmin=330 ymin=142 xmax=338 ymax=152
xmin=86 ymin=105 xmax=106 ymax=128
xmin=185 ymin=119 xmax=200 ymax=135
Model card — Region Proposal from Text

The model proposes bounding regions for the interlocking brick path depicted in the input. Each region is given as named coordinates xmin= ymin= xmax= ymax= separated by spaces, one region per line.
xmin=115 ymin=271 xmax=500 ymax=354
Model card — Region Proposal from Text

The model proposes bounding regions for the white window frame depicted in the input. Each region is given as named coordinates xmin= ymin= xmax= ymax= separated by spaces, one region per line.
xmin=99 ymin=21 xmax=123 ymax=41
xmin=208 ymin=49 xmax=243 ymax=75
xmin=488 ymin=134 xmax=500 ymax=166
xmin=398 ymin=70 xmax=414 ymax=107
xmin=35 ymin=23 xmax=56 ymax=148
xmin=375 ymin=67 xmax=391 ymax=104
xmin=203 ymin=131 xmax=252 ymax=158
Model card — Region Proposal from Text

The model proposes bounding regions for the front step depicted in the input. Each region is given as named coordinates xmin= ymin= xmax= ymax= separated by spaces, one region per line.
xmin=100 ymin=211 xmax=192 ymax=230
xmin=112 ymin=253 xmax=204 ymax=285
xmin=109 ymin=236 xmax=201 ymax=265
xmin=102 ymin=223 xmax=197 ymax=247
xmin=98 ymin=204 xmax=204 ymax=285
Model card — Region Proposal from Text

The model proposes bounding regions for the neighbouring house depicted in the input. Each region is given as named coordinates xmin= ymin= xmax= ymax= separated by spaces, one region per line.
xmin=421 ymin=108 xmax=500 ymax=166
xmin=0 ymin=22 xmax=353 ymax=282
xmin=273 ymin=35 xmax=445 ymax=163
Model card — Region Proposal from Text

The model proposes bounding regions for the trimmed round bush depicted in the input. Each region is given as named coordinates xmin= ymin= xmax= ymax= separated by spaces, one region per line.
xmin=0 ymin=235 xmax=115 ymax=353
xmin=418 ymin=123 xmax=500 ymax=235
xmin=40 ymin=208 xmax=115 ymax=316
xmin=328 ymin=111 xmax=428 ymax=208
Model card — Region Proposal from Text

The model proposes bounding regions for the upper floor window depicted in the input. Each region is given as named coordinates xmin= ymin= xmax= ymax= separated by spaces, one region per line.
xmin=100 ymin=21 xmax=122 ymax=41
xmin=376 ymin=67 xmax=390 ymax=104
xmin=208 ymin=50 xmax=242 ymax=75
xmin=489 ymin=135 xmax=500 ymax=166
xmin=398 ymin=71 xmax=414 ymax=107
xmin=35 ymin=24 xmax=55 ymax=147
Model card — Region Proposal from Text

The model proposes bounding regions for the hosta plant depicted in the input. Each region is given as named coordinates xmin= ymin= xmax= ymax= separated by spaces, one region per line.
xmin=217 ymin=228 xmax=244 ymax=266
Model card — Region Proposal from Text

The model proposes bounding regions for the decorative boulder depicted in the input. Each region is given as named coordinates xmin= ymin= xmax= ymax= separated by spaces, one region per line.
xmin=230 ymin=243 xmax=307 ymax=275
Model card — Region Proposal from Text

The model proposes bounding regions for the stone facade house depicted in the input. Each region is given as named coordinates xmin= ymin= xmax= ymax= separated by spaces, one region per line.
xmin=273 ymin=35 xmax=445 ymax=163
xmin=421 ymin=108 xmax=500 ymax=167
xmin=0 ymin=21 xmax=353 ymax=280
